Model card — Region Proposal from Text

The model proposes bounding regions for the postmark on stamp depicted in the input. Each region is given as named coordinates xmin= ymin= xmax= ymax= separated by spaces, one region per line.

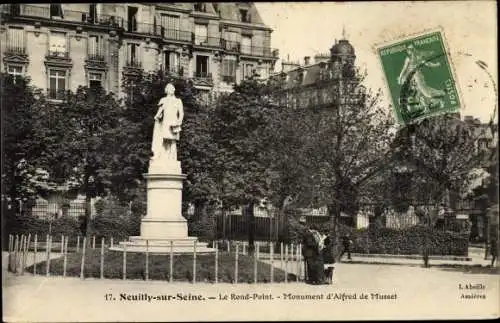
xmin=377 ymin=30 xmax=461 ymax=125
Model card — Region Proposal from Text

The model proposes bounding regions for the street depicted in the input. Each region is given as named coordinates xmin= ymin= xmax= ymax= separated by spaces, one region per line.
xmin=3 ymin=258 xmax=499 ymax=321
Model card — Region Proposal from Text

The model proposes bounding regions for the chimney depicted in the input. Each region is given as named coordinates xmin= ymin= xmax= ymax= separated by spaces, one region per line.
xmin=304 ymin=56 xmax=310 ymax=65
xmin=464 ymin=115 xmax=474 ymax=123
xmin=281 ymin=60 xmax=301 ymax=73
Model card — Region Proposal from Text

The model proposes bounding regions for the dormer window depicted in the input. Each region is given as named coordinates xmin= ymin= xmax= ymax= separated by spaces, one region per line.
xmin=50 ymin=4 xmax=64 ymax=19
xmin=194 ymin=3 xmax=207 ymax=12
xmin=240 ymin=9 xmax=250 ymax=23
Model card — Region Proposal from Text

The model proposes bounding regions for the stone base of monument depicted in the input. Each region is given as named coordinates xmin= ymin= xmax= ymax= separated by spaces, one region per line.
xmin=110 ymin=236 xmax=215 ymax=254
xmin=109 ymin=162 xmax=216 ymax=254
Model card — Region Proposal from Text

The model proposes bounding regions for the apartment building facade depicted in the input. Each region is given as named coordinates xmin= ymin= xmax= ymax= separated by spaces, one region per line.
xmin=0 ymin=3 xmax=278 ymax=99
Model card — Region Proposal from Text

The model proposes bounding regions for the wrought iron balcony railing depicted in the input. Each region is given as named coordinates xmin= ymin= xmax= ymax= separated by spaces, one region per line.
xmin=4 ymin=4 xmax=124 ymax=28
xmin=46 ymin=50 xmax=70 ymax=59
xmin=87 ymin=53 xmax=106 ymax=61
xmin=193 ymin=36 xmax=220 ymax=47
xmin=125 ymin=59 xmax=142 ymax=69
xmin=220 ymin=39 xmax=240 ymax=52
xmin=5 ymin=46 xmax=27 ymax=56
xmin=194 ymin=71 xmax=211 ymax=78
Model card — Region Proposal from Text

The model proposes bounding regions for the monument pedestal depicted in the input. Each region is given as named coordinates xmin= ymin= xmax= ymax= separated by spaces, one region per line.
xmin=111 ymin=160 xmax=215 ymax=254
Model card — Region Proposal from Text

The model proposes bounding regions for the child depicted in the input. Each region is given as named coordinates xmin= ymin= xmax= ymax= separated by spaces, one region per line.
xmin=322 ymin=235 xmax=335 ymax=284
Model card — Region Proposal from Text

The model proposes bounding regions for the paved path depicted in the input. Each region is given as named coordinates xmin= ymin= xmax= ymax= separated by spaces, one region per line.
xmin=3 ymin=255 xmax=499 ymax=321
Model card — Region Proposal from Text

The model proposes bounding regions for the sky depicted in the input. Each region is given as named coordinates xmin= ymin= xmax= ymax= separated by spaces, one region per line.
xmin=256 ymin=1 xmax=498 ymax=122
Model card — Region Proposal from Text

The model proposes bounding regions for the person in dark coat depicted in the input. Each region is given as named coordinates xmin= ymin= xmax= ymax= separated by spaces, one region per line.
xmin=490 ymin=237 xmax=498 ymax=267
xmin=299 ymin=217 xmax=326 ymax=284
xmin=339 ymin=233 xmax=353 ymax=261
xmin=322 ymin=235 xmax=335 ymax=284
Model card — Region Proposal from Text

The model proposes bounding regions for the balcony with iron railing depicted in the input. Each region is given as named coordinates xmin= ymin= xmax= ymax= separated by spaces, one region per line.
xmin=87 ymin=51 xmax=106 ymax=62
xmin=46 ymin=49 xmax=70 ymax=59
xmin=220 ymin=39 xmax=240 ymax=52
xmin=4 ymin=4 xmax=124 ymax=28
xmin=125 ymin=58 xmax=142 ymax=69
xmin=241 ymin=45 xmax=279 ymax=58
xmin=193 ymin=36 xmax=221 ymax=48
xmin=161 ymin=66 xmax=184 ymax=77
xmin=4 ymin=45 xmax=27 ymax=56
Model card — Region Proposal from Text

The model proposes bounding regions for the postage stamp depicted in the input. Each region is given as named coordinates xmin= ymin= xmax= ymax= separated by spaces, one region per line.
xmin=377 ymin=30 xmax=461 ymax=125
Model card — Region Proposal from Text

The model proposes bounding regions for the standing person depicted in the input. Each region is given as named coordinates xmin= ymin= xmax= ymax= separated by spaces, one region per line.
xmin=322 ymin=235 xmax=335 ymax=284
xmin=490 ymin=237 xmax=498 ymax=267
xmin=299 ymin=217 xmax=326 ymax=284
xmin=339 ymin=233 xmax=353 ymax=261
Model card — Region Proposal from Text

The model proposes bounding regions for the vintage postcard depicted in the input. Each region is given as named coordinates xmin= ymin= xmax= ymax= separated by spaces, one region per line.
xmin=2 ymin=1 xmax=498 ymax=322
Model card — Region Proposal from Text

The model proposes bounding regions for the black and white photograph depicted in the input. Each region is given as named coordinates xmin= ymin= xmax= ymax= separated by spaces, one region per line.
xmin=1 ymin=1 xmax=498 ymax=321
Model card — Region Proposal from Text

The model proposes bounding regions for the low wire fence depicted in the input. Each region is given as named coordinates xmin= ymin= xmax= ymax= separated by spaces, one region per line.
xmin=6 ymin=234 xmax=306 ymax=284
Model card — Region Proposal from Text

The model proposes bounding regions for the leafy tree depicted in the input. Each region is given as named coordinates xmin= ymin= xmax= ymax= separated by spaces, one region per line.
xmin=394 ymin=115 xmax=482 ymax=266
xmin=269 ymin=72 xmax=395 ymax=240
xmin=32 ymin=86 xmax=135 ymax=235
xmin=210 ymin=79 xmax=281 ymax=252
xmin=1 ymin=73 xmax=49 ymax=200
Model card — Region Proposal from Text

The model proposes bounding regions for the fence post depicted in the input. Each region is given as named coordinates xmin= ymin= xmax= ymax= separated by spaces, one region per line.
xmin=296 ymin=244 xmax=300 ymax=282
xmin=234 ymin=241 xmax=239 ymax=284
xmin=254 ymin=241 xmax=258 ymax=284
xmin=192 ymin=240 xmax=197 ymax=284
xmin=92 ymin=235 xmax=96 ymax=249
xmin=46 ymin=235 xmax=51 ymax=277
xmin=63 ymin=235 xmax=68 ymax=277
xmin=33 ymin=234 xmax=38 ymax=276
xmin=168 ymin=241 xmax=174 ymax=283
xmin=60 ymin=235 xmax=64 ymax=254
xmin=256 ymin=241 xmax=260 ymax=260
xmin=122 ymin=243 xmax=127 ymax=280
xmin=280 ymin=242 xmax=284 ymax=271
xmin=145 ymin=240 xmax=149 ymax=281
xmin=8 ymin=235 xmax=12 ymax=272
xmin=214 ymin=242 xmax=218 ymax=284
xmin=111 ymin=237 xmax=114 ymax=248
xmin=76 ymin=236 xmax=80 ymax=253
xmin=13 ymin=235 xmax=19 ymax=273
xmin=227 ymin=240 xmax=230 ymax=253
xmin=100 ymin=238 xmax=105 ymax=279
xmin=80 ymin=237 xmax=87 ymax=279
xmin=270 ymin=242 xmax=274 ymax=283
xmin=285 ymin=244 xmax=289 ymax=283
xmin=21 ymin=235 xmax=27 ymax=275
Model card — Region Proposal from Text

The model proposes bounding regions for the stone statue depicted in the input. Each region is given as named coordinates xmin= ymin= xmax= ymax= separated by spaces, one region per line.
xmin=151 ymin=83 xmax=184 ymax=161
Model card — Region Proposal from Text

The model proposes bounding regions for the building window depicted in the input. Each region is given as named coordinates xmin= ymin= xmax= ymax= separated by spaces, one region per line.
xmin=126 ymin=43 xmax=141 ymax=67
xmin=6 ymin=27 xmax=25 ymax=55
xmin=88 ymin=35 xmax=103 ymax=60
xmin=221 ymin=58 xmax=236 ymax=83
xmin=241 ymin=36 xmax=252 ymax=54
xmin=48 ymin=69 xmax=66 ymax=100
xmin=194 ymin=3 xmax=207 ymax=12
xmin=7 ymin=65 xmax=24 ymax=83
xmin=223 ymin=31 xmax=240 ymax=51
xmin=88 ymin=4 xmax=98 ymax=23
xmin=160 ymin=14 xmax=180 ymax=40
xmin=127 ymin=6 xmax=138 ymax=32
xmin=242 ymin=63 xmax=254 ymax=80
xmin=49 ymin=31 xmax=67 ymax=57
xmin=50 ymin=4 xmax=64 ymax=19
xmin=89 ymin=72 xmax=103 ymax=89
xmin=195 ymin=55 xmax=209 ymax=77
xmin=194 ymin=24 xmax=208 ymax=45
xmin=164 ymin=52 xmax=180 ymax=73
xmin=239 ymin=9 xmax=250 ymax=23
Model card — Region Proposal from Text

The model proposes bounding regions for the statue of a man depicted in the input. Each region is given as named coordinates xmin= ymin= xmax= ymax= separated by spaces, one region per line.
xmin=151 ymin=83 xmax=184 ymax=161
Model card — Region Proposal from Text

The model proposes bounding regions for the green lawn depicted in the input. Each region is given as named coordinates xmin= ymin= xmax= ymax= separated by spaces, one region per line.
xmin=25 ymin=249 xmax=299 ymax=283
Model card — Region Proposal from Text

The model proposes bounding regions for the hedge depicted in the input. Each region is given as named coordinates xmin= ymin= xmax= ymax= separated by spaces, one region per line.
xmin=296 ymin=220 xmax=468 ymax=256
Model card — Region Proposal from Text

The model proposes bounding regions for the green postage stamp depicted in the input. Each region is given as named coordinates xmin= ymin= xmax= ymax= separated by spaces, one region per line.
xmin=377 ymin=30 xmax=461 ymax=125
